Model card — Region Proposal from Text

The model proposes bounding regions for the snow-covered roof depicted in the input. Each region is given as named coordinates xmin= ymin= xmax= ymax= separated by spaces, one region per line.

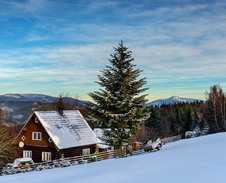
xmin=97 ymin=144 xmax=111 ymax=149
xmin=35 ymin=110 xmax=100 ymax=149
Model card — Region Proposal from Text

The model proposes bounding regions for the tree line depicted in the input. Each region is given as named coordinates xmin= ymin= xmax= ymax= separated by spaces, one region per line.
xmin=143 ymin=84 xmax=226 ymax=142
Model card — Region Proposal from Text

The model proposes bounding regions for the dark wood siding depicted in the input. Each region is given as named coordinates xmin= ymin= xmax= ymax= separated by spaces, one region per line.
xmin=19 ymin=144 xmax=96 ymax=163
xmin=21 ymin=145 xmax=60 ymax=163
xmin=60 ymin=144 xmax=96 ymax=158
xmin=15 ymin=114 xmax=55 ymax=148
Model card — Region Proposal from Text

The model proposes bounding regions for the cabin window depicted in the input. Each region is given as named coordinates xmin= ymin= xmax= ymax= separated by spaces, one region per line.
xmin=48 ymin=138 xmax=52 ymax=143
xmin=42 ymin=152 xmax=51 ymax=161
xmin=32 ymin=132 xmax=42 ymax=141
xmin=35 ymin=117 xmax=39 ymax=123
xmin=22 ymin=135 xmax=26 ymax=141
xmin=23 ymin=150 xmax=32 ymax=158
xmin=82 ymin=148 xmax=90 ymax=155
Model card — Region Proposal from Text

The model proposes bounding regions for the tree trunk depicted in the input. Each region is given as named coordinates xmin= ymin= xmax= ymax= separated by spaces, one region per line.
xmin=213 ymin=96 xmax=219 ymax=132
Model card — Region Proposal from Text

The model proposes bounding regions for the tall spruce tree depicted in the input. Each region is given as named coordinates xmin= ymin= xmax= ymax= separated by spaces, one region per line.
xmin=192 ymin=109 xmax=199 ymax=130
xmin=56 ymin=94 xmax=66 ymax=115
xmin=88 ymin=40 xmax=149 ymax=148
xmin=184 ymin=108 xmax=193 ymax=132
xmin=174 ymin=108 xmax=182 ymax=135
xmin=200 ymin=117 xmax=209 ymax=135
xmin=145 ymin=107 xmax=162 ymax=130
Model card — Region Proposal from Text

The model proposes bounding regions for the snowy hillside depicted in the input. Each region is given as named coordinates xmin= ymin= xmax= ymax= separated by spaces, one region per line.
xmin=0 ymin=101 xmax=35 ymax=124
xmin=0 ymin=94 xmax=87 ymax=104
xmin=147 ymin=96 xmax=201 ymax=106
xmin=0 ymin=94 xmax=56 ymax=102
xmin=1 ymin=132 xmax=226 ymax=183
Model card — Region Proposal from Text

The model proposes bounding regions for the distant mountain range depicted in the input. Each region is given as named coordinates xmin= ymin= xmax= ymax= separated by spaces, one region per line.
xmin=147 ymin=96 xmax=202 ymax=106
xmin=0 ymin=94 xmax=202 ymax=124
xmin=0 ymin=94 xmax=87 ymax=104
xmin=0 ymin=94 xmax=87 ymax=125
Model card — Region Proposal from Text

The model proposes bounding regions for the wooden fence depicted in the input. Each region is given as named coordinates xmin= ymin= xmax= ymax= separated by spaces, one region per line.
xmin=1 ymin=147 xmax=145 ymax=175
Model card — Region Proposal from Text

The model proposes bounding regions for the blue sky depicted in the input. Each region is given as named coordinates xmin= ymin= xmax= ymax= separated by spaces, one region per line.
xmin=0 ymin=0 xmax=226 ymax=102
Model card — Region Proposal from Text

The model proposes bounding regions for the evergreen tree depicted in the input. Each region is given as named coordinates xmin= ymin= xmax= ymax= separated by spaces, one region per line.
xmin=184 ymin=108 xmax=193 ymax=132
xmin=192 ymin=109 xmax=199 ymax=130
xmin=200 ymin=117 xmax=209 ymax=135
xmin=202 ymin=120 xmax=210 ymax=135
xmin=193 ymin=124 xmax=201 ymax=136
xmin=56 ymin=94 xmax=66 ymax=110
xmin=169 ymin=112 xmax=177 ymax=136
xmin=173 ymin=107 xmax=182 ymax=135
xmin=88 ymin=40 xmax=149 ymax=148
xmin=145 ymin=107 xmax=162 ymax=130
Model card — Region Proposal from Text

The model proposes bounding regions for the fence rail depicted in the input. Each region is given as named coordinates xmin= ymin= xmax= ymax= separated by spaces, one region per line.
xmin=1 ymin=147 xmax=145 ymax=176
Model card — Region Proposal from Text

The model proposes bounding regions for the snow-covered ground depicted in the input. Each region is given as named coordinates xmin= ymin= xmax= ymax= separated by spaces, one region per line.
xmin=1 ymin=132 xmax=226 ymax=183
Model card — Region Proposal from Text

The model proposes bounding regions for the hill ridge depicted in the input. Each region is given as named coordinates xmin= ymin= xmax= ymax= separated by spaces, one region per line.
xmin=147 ymin=95 xmax=202 ymax=106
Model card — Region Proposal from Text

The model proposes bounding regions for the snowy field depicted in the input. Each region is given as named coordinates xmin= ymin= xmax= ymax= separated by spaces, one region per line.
xmin=1 ymin=132 xmax=226 ymax=183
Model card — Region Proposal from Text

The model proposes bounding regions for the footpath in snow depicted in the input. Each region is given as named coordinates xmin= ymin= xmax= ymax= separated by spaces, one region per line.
xmin=1 ymin=132 xmax=226 ymax=183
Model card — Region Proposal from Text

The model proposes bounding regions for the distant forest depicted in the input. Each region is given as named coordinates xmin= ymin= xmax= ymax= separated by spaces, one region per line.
xmin=140 ymin=84 xmax=226 ymax=142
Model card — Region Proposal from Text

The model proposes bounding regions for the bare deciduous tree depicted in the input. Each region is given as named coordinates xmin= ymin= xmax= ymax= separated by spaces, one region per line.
xmin=0 ymin=108 xmax=18 ymax=168
xmin=204 ymin=84 xmax=226 ymax=133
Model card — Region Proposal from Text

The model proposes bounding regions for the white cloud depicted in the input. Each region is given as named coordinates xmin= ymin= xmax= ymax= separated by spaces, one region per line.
xmin=0 ymin=0 xmax=226 ymax=101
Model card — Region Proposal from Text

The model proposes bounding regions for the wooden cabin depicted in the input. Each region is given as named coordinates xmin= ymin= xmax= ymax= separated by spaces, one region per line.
xmin=15 ymin=110 xmax=100 ymax=163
